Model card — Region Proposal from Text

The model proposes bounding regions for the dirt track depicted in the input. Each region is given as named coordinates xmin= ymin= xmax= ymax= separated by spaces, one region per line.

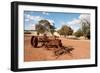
xmin=24 ymin=36 xmax=90 ymax=62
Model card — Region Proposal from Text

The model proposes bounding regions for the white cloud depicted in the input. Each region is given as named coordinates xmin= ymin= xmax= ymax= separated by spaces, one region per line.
xmin=63 ymin=19 xmax=80 ymax=32
xmin=42 ymin=12 xmax=49 ymax=15
xmin=29 ymin=24 xmax=36 ymax=30
xmin=24 ymin=14 xmax=43 ymax=22
xmin=24 ymin=14 xmax=30 ymax=18
xmin=67 ymin=18 xmax=81 ymax=25
xmin=67 ymin=14 xmax=90 ymax=25
xmin=79 ymin=14 xmax=90 ymax=23
xmin=60 ymin=21 xmax=66 ymax=25
xmin=25 ymin=19 xmax=30 ymax=21
xmin=65 ymin=14 xmax=90 ymax=31
xmin=30 ymin=16 xmax=43 ymax=21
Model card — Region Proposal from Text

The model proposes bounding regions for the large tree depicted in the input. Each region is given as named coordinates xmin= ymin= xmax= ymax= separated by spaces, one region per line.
xmin=80 ymin=19 xmax=90 ymax=39
xmin=57 ymin=25 xmax=73 ymax=37
xmin=49 ymin=25 xmax=55 ymax=35
xmin=38 ymin=20 xmax=51 ymax=30
xmin=36 ymin=24 xmax=46 ymax=35
xmin=36 ymin=20 xmax=55 ymax=35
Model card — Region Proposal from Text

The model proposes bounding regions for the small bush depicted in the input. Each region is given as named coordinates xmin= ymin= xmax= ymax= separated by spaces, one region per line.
xmin=24 ymin=31 xmax=31 ymax=34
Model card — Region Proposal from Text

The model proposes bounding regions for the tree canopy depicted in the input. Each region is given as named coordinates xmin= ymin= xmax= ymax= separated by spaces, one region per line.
xmin=35 ymin=19 xmax=90 ymax=39
xmin=74 ymin=29 xmax=83 ymax=37
xmin=57 ymin=25 xmax=73 ymax=37
xmin=36 ymin=20 xmax=55 ymax=35
xmin=80 ymin=19 xmax=90 ymax=39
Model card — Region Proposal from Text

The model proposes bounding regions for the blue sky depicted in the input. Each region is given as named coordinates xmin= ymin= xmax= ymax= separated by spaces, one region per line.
xmin=24 ymin=11 xmax=90 ymax=31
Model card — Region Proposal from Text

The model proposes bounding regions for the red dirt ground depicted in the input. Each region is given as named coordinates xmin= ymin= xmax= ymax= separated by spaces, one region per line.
xmin=24 ymin=35 xmax=90 ymax=62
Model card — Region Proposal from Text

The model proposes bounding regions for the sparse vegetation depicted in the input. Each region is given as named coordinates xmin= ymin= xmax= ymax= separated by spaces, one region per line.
xmin=24 ymin=31 xmax=31 ymax=34
xmin=80 ymin=19 xmax=90 ymax=39
xmin=74 ymin=29 xmax=83 ymax=37
xmin=31 ymin=18 xmax=90 ymax=39
xmin=57 ymin=25 xmax=73 ymax=37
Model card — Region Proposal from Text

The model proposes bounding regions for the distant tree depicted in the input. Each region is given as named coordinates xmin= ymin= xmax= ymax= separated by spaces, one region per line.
xmin=57 ymin=29 xmax=63 ymax=36
xmin=80 ymin=19 xmax=90 ymax=39
xmin=57 ymin=25 xmax=73 ymax=37
xmin=74 ymin=29 xmax=83 ymax=37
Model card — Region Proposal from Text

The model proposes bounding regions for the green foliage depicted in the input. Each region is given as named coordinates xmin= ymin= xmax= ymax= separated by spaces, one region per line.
xmin=57 ymin=25 xmax=73 ymax=37
xmin=81 ymin=19 xmax=90 ymax=39
xmin=49 ymin=23 xmax=56 ymax=35
xmin=36 ymin=24 xmax=46 ymax=34
xmin=74 ymin=29 xmax=83 ymax=37
xmin=39 ymin=20 xmax=51 ymax=29
xmin=74 ymin=19 xmax=90 ymax=39
xmin=36 ymin=20 xmax=55 ymax=35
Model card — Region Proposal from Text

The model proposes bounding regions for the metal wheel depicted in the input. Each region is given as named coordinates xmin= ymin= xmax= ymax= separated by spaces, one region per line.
xmin=31 ymin=36 xmax=38 ymax=48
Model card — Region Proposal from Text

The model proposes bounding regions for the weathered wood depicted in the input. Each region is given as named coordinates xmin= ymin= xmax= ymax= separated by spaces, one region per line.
xmin=54 ymin=46 xmax=74 ymax=58
xmin=31 ymin=35 xmax=62 ymax=49
xmin=31 ymin=35 xmax=74 ymax=59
